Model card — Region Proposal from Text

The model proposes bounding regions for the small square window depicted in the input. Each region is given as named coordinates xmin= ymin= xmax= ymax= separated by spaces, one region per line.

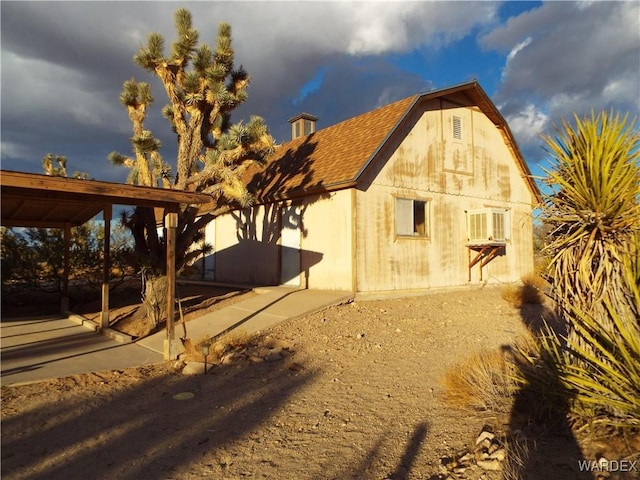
xmin=303 ymin=119 xmax=314 ymax=135
xmin=396 ymin=198 xmax=429 ymax=237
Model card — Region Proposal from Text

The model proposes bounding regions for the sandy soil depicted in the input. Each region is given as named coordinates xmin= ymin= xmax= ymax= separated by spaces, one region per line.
xmin=1 ymin=285 xmax=637 ymax=480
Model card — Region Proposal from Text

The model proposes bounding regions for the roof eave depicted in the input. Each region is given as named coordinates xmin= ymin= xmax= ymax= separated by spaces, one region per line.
xmin=255 ymin=180 xmax=357 ymax=205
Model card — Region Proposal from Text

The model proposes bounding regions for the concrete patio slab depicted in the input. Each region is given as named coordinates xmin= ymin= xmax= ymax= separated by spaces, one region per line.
xmin=1 ymin=315 xmax=162 ymax=386
xmin=1 ymin=287 xmax=352 ymax=385
xmin=137 ymin=286 xmax=353 ymax=356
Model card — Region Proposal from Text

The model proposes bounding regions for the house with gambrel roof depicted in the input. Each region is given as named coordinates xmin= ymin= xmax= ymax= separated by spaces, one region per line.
xmin=200 ymin=81 xmax=541 ymax=293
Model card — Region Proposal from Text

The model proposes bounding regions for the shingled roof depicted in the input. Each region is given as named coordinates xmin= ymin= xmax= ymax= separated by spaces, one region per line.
xmin=245 ymin=81 xmax=540 ymax=204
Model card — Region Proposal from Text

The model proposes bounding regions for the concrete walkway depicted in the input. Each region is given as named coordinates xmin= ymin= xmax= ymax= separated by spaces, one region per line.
xmin=1 ymin=315 xmax=162 ymax=386
xmin=138 ymin=286 xmax=353 ymax=356
xmin=1 ymin=287 xmax=353 ymax=385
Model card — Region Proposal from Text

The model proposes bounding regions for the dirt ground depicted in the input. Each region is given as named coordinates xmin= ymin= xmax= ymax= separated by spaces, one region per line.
xmin=1 ymin=285 xmax=638 ymax=480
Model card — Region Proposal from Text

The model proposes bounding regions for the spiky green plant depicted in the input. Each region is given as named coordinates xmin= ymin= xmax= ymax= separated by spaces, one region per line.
xmin=537 ymin=249 xmax=640 ymax=427
xmin=530 ymin=110 xmax=640 ymax=429
xmin=541 ymin=110 xmax=640 ymax=314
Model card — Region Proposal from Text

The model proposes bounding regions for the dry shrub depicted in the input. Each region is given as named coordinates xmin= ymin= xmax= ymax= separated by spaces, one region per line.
xmin=442 ymin=349 xmax=518 ymax=414
xmin=182 ymin=329 xmax=258 ymax=363
xmin=215 ymin=329 xmax=255 ymax=350
xmin=503 ymin=433 xmax=530 ymax=480
xmin=502 ymin=274 xmax=547 ymax=308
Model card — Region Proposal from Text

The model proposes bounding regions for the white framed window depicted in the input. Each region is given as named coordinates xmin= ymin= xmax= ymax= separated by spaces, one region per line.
xmin=303 ymin=119 xmax=315 ymax=135
xmin=396 ymin=198 xmax=429 ymax=237
xmin=467 ymin=208 xmax=509 ymax=244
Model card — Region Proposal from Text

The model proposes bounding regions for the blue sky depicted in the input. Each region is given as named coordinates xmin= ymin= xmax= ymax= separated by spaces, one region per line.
xmin=383 ymin=1 xmax=533 ymax=95
xmin=1 ymin=1 xmax=638 ymax=187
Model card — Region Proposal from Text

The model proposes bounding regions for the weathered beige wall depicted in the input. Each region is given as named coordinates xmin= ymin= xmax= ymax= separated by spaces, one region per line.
xmin=213 ymin=205 xmax=280 ymax=285
xmin=299 ymin=189 xmax=354 ymax=290
xmin=212 ymin=190 xmax=354 ymax=290
xmin=356 ymin=99 xmax=535 ymax=292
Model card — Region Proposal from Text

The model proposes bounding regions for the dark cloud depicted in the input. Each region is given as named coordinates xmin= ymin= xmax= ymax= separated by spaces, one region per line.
xmin=5 ymin=1 xmax=634 ymax=179
xmin=274 ymin=56 xmax=432 ymax=141
xmin=1 ymin=1 xmax=499 ymax=180
xmin=480 ymin=1 xmax=640 ymax=161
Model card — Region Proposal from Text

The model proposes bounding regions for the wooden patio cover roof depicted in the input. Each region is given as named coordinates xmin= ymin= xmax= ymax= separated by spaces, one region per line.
xmin=0 ymin=170 xmax=212 ymax=228
xmin=1 ymin=170 xmax=212 ymax=360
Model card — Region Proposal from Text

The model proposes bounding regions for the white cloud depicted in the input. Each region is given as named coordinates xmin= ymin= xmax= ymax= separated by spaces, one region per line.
xmin=341 ymin=2 xmax=499 ymax=55
xmin=506 ymin=104 xmax=549 ymax=145
xmin=482 ymin=1 xmax=639 ymax=156
xmin=602 ymin=77 xmax=640 ymax=112
xmin=1 ymin=141 xmax=34 ymax=162
xmin=505 ymin=36 xmax=532 ymax=65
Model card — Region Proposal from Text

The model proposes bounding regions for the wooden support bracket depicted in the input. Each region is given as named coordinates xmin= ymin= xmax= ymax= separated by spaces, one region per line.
xmin=468 ymin=244 xmax=504 ymax=282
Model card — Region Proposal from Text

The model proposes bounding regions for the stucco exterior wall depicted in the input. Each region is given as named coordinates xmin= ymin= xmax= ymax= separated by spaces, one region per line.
xmin=298 ymin=189 xmax=354 ymax=290
xmin=212 ymin=189 xmax=354 ymax=290
xmin=213 ymin=205 xmax=281 ymax=285
xmin=355 ymin=99 xmax=535 ymax=292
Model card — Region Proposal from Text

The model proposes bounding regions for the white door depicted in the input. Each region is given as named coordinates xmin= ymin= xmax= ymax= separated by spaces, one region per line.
xmin=280 ymin=205 xmax=301 ymax=287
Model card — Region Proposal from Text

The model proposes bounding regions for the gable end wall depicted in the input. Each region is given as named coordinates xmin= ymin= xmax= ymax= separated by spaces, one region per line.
xmin=356 ymin=99 xmax=535 ymax=292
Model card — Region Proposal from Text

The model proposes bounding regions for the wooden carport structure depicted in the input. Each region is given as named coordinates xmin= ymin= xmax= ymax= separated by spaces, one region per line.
xmin=0 ymin=170 xmax=212 ymax=360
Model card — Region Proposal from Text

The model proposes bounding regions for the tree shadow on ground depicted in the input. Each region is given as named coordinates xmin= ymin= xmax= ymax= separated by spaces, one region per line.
xmin=387 ymin=422 xmax=429 ymax=480
xmin=507 ymin=297 xmax=594 ymax=480
xmin=318 ymin=422 xmax=430 ymax=479
xmin=1 ymin=358 xmax=315 ymax=480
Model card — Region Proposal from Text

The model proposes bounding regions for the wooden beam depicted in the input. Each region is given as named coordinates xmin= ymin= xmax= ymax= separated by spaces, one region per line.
xmin=480 ymin=247 xmax=501 ymax=269
xmin=100 ymin=205 xmax=112 ymax=330
xmin=0 ymin=218 xmax=97 ymax=229
xmin=61 ymin=224 xmax=71 ymax=312
xmin=165 ymin=210 xmax=178 ymax=360
xmin=0 ymin=171 xmax=211 ymax=207
xmin=468 ymin=245 xmax=503 ymax=282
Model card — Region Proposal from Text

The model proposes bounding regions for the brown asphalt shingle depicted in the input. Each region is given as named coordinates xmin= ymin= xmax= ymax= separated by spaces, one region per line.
xmin=246 ymin=94 xmax=418 ymax=202
xmin=242 ymin=80 xmax=541 ymax=205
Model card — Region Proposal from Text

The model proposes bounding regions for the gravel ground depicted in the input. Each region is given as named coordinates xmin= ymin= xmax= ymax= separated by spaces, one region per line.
xmin=1 ymin=286 xmax=636 ymax=480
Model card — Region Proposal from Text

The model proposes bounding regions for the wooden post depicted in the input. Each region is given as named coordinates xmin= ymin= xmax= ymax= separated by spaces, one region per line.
xmin=61 ymin=223 xmax=71 ymax=312
xmin=101 ymin=205 xmax=112 ymax=330
xmin=164 ymin=210 xmax=178 ymax=361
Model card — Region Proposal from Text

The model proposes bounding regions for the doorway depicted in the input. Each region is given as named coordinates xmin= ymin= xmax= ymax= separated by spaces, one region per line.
xmin=280 ymin=204 xmax=301 ymax=287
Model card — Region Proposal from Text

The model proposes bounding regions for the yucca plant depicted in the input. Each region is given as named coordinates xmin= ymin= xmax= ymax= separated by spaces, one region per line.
xmin=537 ymin=251 xmax=640 ymax=427
xmin=541 ymin=110 xmax=640 ymax=315
xmin=536 ymin=110 xmax=640 ymax=428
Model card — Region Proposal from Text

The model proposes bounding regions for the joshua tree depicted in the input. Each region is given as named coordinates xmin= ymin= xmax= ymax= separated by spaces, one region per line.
xmin=42 ymin=153 xmax=88 ymax=179
xmin=109 ymin=8 xmax=275 ymax=326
